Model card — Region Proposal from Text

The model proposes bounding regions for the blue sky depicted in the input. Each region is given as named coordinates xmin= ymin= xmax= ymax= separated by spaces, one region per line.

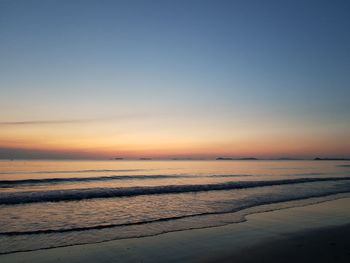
xmin=0 ymin=0 xmax=349 ymax=159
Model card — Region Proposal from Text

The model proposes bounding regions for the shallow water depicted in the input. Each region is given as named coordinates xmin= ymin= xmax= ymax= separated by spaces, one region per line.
xmin=1 ymin=160 xmax=350 ymax=254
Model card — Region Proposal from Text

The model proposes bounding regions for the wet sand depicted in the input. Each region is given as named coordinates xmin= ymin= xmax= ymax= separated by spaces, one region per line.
xmin=1 ymin=196 xmax=350 ymax=263
xmin=206 ymin=223 xmax=350 ymax=263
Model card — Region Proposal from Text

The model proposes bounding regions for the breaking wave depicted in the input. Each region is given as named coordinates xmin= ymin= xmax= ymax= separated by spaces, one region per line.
xmin=1 ymin=177 xmax=350 ymax=205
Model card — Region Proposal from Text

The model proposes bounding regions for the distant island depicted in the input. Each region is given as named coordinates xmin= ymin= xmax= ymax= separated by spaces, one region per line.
xmin=113 ymin=157 xmax=124 ymax=160
xmin=277 ymin=157 xmax=302 ymax=160
xmin=314 ymin=157 xmax=350 ymax=161
xmin=216 ymin=157 xmax=233 ymax=160
xmin=171 ymin=158 xmax=190 ymax=160
xmin=216 ymin=157 xmax=258 ymax=161
xmin=139 ymin=158 xmax=152 ymax=160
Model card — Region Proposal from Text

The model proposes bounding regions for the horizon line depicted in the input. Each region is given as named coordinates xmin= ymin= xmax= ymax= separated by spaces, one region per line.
xmin=1 ymin=157 xmax=350 ymax=161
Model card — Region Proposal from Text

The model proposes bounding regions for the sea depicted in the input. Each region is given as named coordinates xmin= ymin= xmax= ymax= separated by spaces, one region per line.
xmin=1 ymin=160 xmax=350 ymax=254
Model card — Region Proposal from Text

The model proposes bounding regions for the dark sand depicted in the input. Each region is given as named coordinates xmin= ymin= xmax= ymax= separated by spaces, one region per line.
xmin=206 ymin=223 xmax=350 ymax=263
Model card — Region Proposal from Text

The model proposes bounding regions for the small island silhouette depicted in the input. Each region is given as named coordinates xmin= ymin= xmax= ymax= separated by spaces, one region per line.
xmin=314 ymin=157 xmax=350 ymax=161
xmin=216 ymin=157 xmax=258 ymax=161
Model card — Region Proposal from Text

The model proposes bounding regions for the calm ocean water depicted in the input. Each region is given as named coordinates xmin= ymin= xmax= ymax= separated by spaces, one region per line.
xmin=1 ymin=160 xmax=350 ymax=254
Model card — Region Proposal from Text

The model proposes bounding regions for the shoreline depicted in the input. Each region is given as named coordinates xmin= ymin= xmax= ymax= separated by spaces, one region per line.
xmin=1 ymin=192 xmax=349 ymax=255
xmin=1 ymin=195 xmax=350 ymax=262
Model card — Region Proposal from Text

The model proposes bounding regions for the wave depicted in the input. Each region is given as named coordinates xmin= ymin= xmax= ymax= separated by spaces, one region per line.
xmin=1 ymin=177 xmax=350 ymax=205
xmin=0 ymin=169 xmax=148 ymax=175
xmin=0 ymin=173 xmax=332 ymax=188
xmin=1 ymin=190 xmax=350 ymax=237
xmin=0 ymin=174 xmax=252 ymax=187
xmin=208 ymin=174 xmax=252 ymax=178
xmin=286 ymin=172 xmax=324 ymax=176
xmin=0 ymin=175 xmax=187 ymax=186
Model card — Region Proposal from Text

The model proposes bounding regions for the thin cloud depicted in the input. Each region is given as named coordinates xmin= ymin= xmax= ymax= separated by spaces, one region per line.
xmin=0 ymin=114 xmax=148 ymax=126
xmin=0 ymin=119 xmax=96 ymax=125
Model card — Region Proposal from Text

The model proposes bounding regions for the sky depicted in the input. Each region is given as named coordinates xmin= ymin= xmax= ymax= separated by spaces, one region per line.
xmin=0 ymin=0 xmax=350 ymax=159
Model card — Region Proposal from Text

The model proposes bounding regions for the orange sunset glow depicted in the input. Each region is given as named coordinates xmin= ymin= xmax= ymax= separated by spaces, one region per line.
xmin=1 ymin=2 xmax=350 ymax=263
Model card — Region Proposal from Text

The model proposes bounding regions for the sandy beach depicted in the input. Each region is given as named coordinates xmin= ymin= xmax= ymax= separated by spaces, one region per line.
xmin=1 ymin=196 xmax=350 ymax=263
xmin=209 ymin=223 xmax=350 ymax=263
